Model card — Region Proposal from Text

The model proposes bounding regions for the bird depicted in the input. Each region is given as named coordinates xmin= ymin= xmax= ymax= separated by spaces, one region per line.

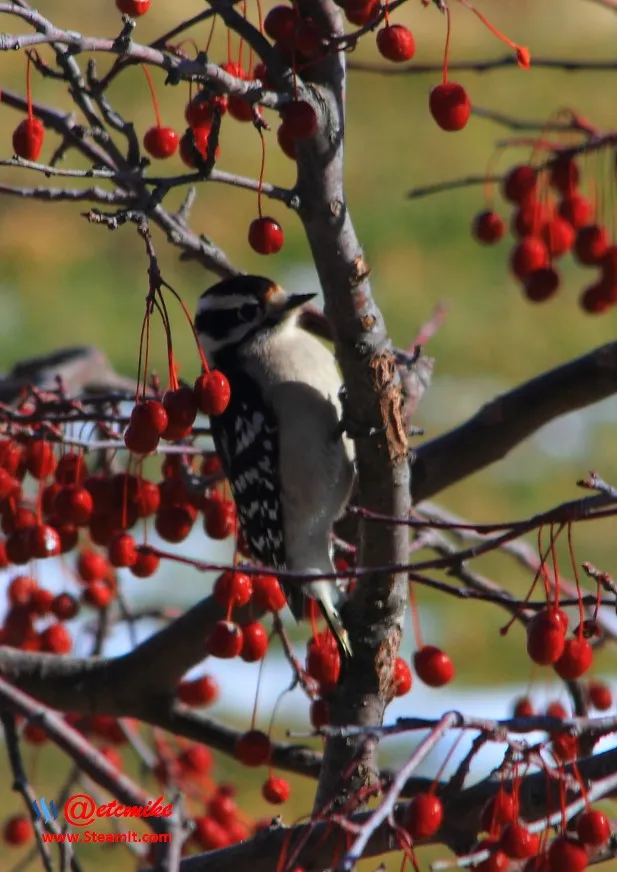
xmin=195 ymin=274 xmax=355 ymax=659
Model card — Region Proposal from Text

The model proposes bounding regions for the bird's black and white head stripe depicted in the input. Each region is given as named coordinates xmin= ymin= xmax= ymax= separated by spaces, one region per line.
xmin=195 ymin=275 xmax=315 ymax=361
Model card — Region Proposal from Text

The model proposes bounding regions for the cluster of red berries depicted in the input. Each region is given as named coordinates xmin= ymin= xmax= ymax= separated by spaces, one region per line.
xmin=526 ymin=605 xmax=594 ymax=680
xmin=467 ymin=786 xmax=612 ymax=872
xmin=124 ymin=371 xmax=230 ymax=455
xmin=472 ymin=153 xmax=617 ymax=313
xmin=513 ymin=680 xmax=613 ymax=720
xmin=0 ymin=418 xmax=254 ymax=653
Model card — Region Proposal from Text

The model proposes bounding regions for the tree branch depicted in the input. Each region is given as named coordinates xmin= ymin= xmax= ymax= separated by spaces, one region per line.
xmin=413 ymin=341 xmax=617 ymax=503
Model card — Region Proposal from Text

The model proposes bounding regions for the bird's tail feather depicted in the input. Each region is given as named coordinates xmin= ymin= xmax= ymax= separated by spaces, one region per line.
xmin=283 ymin=576 xmax=353 ymax=662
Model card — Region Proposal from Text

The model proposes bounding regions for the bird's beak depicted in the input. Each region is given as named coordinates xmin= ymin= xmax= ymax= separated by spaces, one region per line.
xmin=281 ymin=292 xmax=317 ymax=312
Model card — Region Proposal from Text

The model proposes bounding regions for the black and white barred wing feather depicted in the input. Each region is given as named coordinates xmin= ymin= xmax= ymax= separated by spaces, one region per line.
xmin=209 ymin=370 xmax=286 ymax=571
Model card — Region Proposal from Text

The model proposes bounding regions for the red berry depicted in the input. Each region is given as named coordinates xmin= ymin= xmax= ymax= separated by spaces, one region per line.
xmin=393 ymin=657 xmax=412 ymax=696
xmin=264 ymin=6 xmax=296 ymax=42
xmin=546 ymin=700 xmax=568 ymax=720
xmin=252 ymin=574 xmax=286 ymax=612
xmin=163 ymin=387 xmax=198 ymax=431
xmin=77 ymin=549 xmax=108 ymax=583
xmin=25 ymin=441 xmax=56 ymax=479
xmin=554 ymin=637 xmax=593 ymax=679
xmin=240 ymin=621 xmax=269 ymax=662
xmin=30 ymin=524 xmax=62 ymax=559
xmin=262 ymin=775 xmax=290 ymax=804
xmin=293 ymin=19 xmax=323 ymax=57
xmin=136 ymin=479 xmax=160 ymax=517
xmin=413 ymin=645 xmax=454 ymax=687
xmin=130 ymin=400 xmax=169 ymax=436
xmin=574 ymin=224 xmax=608 ymax=265
xmin=512 ymin=697 xmax=534 ymax=718
xmin=82 ymin=581 xmax=114 ymax=610
xmin=0 ymin=440 xmax=25 ymax=478
xmin=542 ymin=216 xmax=575 ymax=258
xmin=193 ymin=816 xmax=229 ymax=850
xmin=551 ymin=732 xmax=579 ymax=763
xmin=213 ymin=570 xmax=253 ymax=609
xmin=547 ymin=836 xmax=588 ymax=872
xmin=310 ymin=698 xmax=329 ymax=728
xmin=155 ymin=504 xmax=196 ymax=543
xmin=510 ymin=237 xmax=549 ymax=280
xmin=500 ymin=823 xmax=540 ymax=859
xmin=130 ymin=547 xmax=160 ymax=578
xmin=185 ymin=93 xmax=228 ymax=128
xmin=228 ymin=95 xmax=255 ymax=123
xmin=511 ymin=200 xmax=549 ymax=239
xmin=580 ymin=281 xmax=614 ymax=315
xmin=577 ymin=809 xmax=611 ymax=846
xmin=405 ymin=793 xmax=443 ymax=839
xmin=143 ymin=126 xmax=179 ymax=159
xmin=40 ymin=622 xmax=72 ymax=653
xmin=345 ymin=0 xmax=379 ymax=25
xmin=54 ymin=485 xmax=94 ymax=525
xmin=203 ymin=494 xmax=236 ymax=539
xmin=248 ymin=217 xmax=284 ymax=255
xmin=589 ymin=680 xmax=612 ymax=711
xmin=549 ymin=154 xmax=580 ymax=195
xmin=558 ymin=195 xmax=592 ymax=229
xmin=108 ymin=533 xmax=138 ymax=568
xmin=475 ymin=839 xmax=509 ymax=872
xmin=279 ymin=101 xmax=318 ymax=140
xmin=472 ymin=210 xmax=505 ymax=244
xmin=306 ymin=634 xmax=341 ymax=686
xmin=51 ymin=592 xmax=80 ymax=621
xmin=12 ymin=117 xmax=45 ymax=161
xmin=55 ymin=453 xmax=85 ymax=486
xmin=205 ymin=620 xmax=244 ymax=658
xmin=503 ymin=165 xmax=537 ymax=204
xmin=376 ymin=24 xmax=415 ymax=62
xmin=523 ymin=267 xmax=560 ymax=303
xmin=253 ymin=62 xmax=272 ymax=89
xmin=29 ymin=587 xmax=53 ymax=616
xmin=116 ymin=0 xmax=150 ymax=14
xmin=527 ymin=607 xmax=566 ymax=665
xmin=0 ymin=468 xmax=18 ymax=501
xmin=178 ymin=744 xmax=212 ymax=775
xmin=7 ymin=575 xmax=37 ymax=607
xmin=179 ymin=126 xmax=220 ymax=168
xmin=277 ymin=123 xmax=297 ymax=160
xmin=234 ymin=729 xmax=271 ymax=766
xmin=24 ymin=722 xmax=48 ymax=744
xmin=429 ymin=82 xmax=471 ymax=132
xmin=480 ymin=791 xmax=516 ymax=833
xmin=194 ymin=371 xmax=231 ymax=416
xmin=207 ymin=790 xmax=237 ymax=827
xmin=178 ymin=675 xmax=219 ymax=706
xmin=3 ymin=814 xmax=32 ymax=846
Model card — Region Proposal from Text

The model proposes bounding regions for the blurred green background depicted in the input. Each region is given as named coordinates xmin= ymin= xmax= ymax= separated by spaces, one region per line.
xmin=0 ymin=0 xmax=617 ymax=869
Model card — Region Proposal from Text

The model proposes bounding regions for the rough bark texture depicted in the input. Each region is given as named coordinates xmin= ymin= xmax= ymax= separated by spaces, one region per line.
xmin=294 ymin=0 xmax=411 ymax=811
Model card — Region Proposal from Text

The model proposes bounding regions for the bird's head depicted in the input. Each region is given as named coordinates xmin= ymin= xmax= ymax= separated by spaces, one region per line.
xmin=195 ymin=275 xmax=315 ymax=360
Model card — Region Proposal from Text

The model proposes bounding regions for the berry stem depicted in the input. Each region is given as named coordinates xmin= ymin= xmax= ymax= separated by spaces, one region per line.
xmin=442 ymin=4 xmax=452 ymax=86
xmin=158 ymin=279 xmax=210 ymax=372
xmin=238 ymin=0 xmax=247 ymax=71
xmin=407 ymin=580 xmax=423 ymax=648
xmin=256 ymin=129 xmax=266 ymax=220
xmin=251 ymin=652 xmax=268 ymax=730
xmin=205 ymin=17 xmax=218 ymax=54
xmin=26 ymin=53 xmax=34 ymax=121
xmin=457 ymin=0 xmax=530 ymax=69
xmin=567 ymin=523 xmax=585 ymax=636
xmin=549 ymin=523 xmax=562 ymax=608
xmin=141 ymin=64 xmax=163 ymax=129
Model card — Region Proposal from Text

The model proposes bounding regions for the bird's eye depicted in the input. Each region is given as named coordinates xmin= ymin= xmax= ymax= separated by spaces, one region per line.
xmin=238 ymin=303 xmax=258 ymax=323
